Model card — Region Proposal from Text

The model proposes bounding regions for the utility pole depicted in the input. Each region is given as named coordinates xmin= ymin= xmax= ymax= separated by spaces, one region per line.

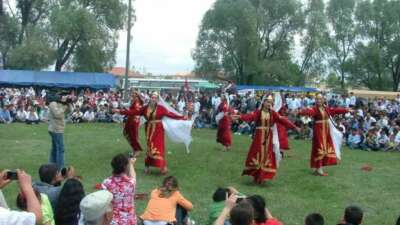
xmin=124 ymin=0 xmax=133 ymax=102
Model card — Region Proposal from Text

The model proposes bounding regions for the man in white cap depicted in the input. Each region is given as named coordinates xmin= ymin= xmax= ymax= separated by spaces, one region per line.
xmin=79 ymin=190 xmax=113 ymax=225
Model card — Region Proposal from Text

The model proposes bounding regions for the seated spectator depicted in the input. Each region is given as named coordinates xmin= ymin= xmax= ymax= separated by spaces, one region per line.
xmin=15 ymin=106 xmax=27 ymax=122
xmin=394 ymin=128 xmax=400 ymax=151
xmin=214 ymin=194 xmax=254 ymax=225
xmin=0 ymin=104 xmax=13 ymax=124
xmin=83 ymin=108 xmax=95 ymax=122
xmin=102 ymin=154 xmax=137 ymax=225
xmin=347 ymin=129 xmax=362 ymax=149
xmin=208 ymin=187 xmax=242 ymax=225
xmin=365 ymin=128 xmax=379 ymax=151
xmin=26 ymin=106 xmax=40 ymax=124
xmin=141 ymin=176 xmax=193 ymax=225
xmin=79 ymin=190 xmax=114 ymax=225
xmin=33 ymin=164 xmax=64 ymax=211
xmin=71 ymin=107 xmax=83 ymax=123
xmin=17 ymin=189 xmax=55 ymax=225
xmin=246 ymin=195 xmax=283 ymax=225
xmin=378 ymin=128 xmax=390 ymax=149
xmin=337 ymin=205 xmax=363 ymax=225
xmin=0 ymin=169 xmax=43 ymax=225
xmin=55 ymin=178 xmax=85 ymax=225
xmin=40 ymin=106 xmax=50 ymax=122
xmin=236 ymin=121 xmax=252 ymax=135
xmin=305 ymin=213 xmax=324 ymax=225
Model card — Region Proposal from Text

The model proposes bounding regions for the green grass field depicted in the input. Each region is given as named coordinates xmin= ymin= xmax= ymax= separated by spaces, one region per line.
xmin=1 ymin=123 xmax=399 ymax=225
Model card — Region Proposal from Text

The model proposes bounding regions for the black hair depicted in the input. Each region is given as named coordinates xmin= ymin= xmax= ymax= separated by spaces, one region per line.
xmin=159 ymin=176 xmax=179 ymax=198
xmin=305 ymin=213 xmax=324 ymax=225
xmin=16 ymin=189 xmax=41 ymax=211
xmin=229 ymin=202 xmax=254 ymax=225
xmin=55 ymin=178 xmax=85 ymax=225
xmin=344 ymin=205 xmax=363 ymax=225
xmin=246 ymin=195 xmax=267 ymax=223
xmin=212 ymin=187 xmax=229 ymax=202
xmin=396 ymin=215 xmax=400 ymax=225
xmin=111 ymin=153 xmax=129 ymax=175
xmin=38 ymin=164 xmax=59 ymax=184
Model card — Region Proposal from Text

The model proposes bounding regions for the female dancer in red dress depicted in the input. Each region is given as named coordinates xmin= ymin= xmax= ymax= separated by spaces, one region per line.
xmin=120 ymin=92 xmax=143 ymax=157
xmin=237 ymin=95 xmax=299 ymax=184
xmin=115 ymin=92 xmax=185 ymax=174
xmin=298 ymin=94 xmax=349 ymax=176
xmin=216 ymin=94 xmax=233 ymax=151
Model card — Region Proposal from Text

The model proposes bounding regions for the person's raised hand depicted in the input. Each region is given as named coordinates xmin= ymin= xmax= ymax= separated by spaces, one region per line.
xmin=16 ymin=169 xmax=32 ymax=193
xmin=129 ymin=157 xmax=137 ymax=166
xmin=225 ymin=192 xmax=238 ymax=210
xmin=0 ymin=170 xmax=11 ymax=189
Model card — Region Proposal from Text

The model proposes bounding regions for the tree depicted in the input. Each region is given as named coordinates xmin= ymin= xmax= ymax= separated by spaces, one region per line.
xmin=352 ymin=0 xmax=400 ymax=91
xmin=193 ymin=0 xmax=304 ymax=85
xmin=326 ymin=0 xmax=357 ymax=89
xmin=1 ymin=0 xmax=127 ymax=72
xmin=299 ymin=0 xmax=329 ymax=85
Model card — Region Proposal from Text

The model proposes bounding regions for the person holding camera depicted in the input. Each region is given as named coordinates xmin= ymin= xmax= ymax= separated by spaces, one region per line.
xmin=47 ymin=93 xmax=72 ymax=169
xmin=101 ymin=154 xmax=137 ymax=225
xmin=0 ymin=169 xmax=43 ymax=225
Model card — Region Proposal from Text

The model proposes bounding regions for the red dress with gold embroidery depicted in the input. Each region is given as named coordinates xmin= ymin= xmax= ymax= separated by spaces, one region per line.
xmin=298 ymin=106 xmax=348 ymax=168
xmin=131 ymin=104 xmax=184 ymax=169
xmin=121 ymin=100 xmax=143 ymax=152
xmin=216 ymin=100 xmax=232 ymax=147
xmin=240 ymin=109 xmax=296 ymax=183
xmin=277 ymin=107 xmax=290 ymax=150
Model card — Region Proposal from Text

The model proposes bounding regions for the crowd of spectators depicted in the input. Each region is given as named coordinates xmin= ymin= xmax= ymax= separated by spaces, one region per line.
xmin=2 ymin=159 xmax=399 ymax=225
xmin=2 ymin=86 xmax=400 ymax=152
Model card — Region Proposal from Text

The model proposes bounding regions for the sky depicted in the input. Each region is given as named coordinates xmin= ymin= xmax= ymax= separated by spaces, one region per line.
xmin=115 ymin=0 xmax=217 ymax=75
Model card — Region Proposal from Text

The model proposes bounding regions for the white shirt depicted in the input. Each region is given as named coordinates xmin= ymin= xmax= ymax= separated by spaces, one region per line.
xmin=212 ymin=97 xmax=221 ymax=110
xmin=83 ymin=111 xmax=95 ymax=121
xmin=16 ymin=110 xmax=27 ymax=121
xmin=395 ymin=132 xmax=400 ymax=144
xmin=177 ymin=100 xmax=185 ymax=113
xmin=26 ymin=111 xmax=39 ymax=121
xmin=350 ymin=96 xmax=356 ymax=105
xmin=0 ymin=207 xmax=36 ymax=225
xmin=193 ymin=102 xmax=201 ymax=114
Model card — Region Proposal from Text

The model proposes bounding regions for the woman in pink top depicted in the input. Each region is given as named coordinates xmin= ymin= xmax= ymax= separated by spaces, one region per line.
xmin=102 ymin=154 xmax=137 ymax=225
xmin=140 ymin=176 xmax=193 ymax=225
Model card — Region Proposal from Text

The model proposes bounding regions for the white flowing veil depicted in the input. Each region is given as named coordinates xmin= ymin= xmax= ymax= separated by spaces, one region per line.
xmin=272 ymin=93 xmax=282 ymax=166
xmin=328 ymin=115 xmax=342 ymax=160
xmin=158 ymin=97 xmax=194 ymax=153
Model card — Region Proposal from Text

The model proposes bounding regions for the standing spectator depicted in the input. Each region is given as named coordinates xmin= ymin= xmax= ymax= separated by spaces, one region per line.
xmin=305 ymin=213 xmax=324 ymax=225
xmin=47 ymin=93 xmax=71 ymax=169
xmin=349 ymin=92 xmax=357 ymax=107
xmin=141 ymin=176 xmax=193 ymax=225
xmin=55 ymin=178 xmax=85 ymax=225
xmin=79 ymin=190 xmax=114 ymax=225
xmin=102 ymin=154 xmax=137 ymax=225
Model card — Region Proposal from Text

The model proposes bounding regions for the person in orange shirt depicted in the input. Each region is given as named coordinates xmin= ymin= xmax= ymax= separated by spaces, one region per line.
xmin=140 ymin=176 xmax=193 ymax=225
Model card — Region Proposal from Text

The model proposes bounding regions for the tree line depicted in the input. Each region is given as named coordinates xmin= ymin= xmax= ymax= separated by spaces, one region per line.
xmin=192 ymin=0 xmax=400 ymax=91
xmin=0 ymin=0 xmax=130 ymax=72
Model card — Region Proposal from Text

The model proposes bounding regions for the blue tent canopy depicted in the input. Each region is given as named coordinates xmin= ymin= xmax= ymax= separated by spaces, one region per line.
xmin=237 ymin=85 xmax=319 ymax=93
xmin=0 ymin=70 xmax=116 ymax=89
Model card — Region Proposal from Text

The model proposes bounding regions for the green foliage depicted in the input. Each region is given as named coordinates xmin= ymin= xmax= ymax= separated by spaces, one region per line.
xmin=1 ymin=0 xmax=127 ymax=72
xmin=193 ymin=0 xmax=304 ymax=85
xmin=1 ymin=124 xmax=400 ymax=225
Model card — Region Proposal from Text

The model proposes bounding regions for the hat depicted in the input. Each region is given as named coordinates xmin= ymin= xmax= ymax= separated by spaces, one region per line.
xmin=80 ymin=190 xmax=113 ymax=222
